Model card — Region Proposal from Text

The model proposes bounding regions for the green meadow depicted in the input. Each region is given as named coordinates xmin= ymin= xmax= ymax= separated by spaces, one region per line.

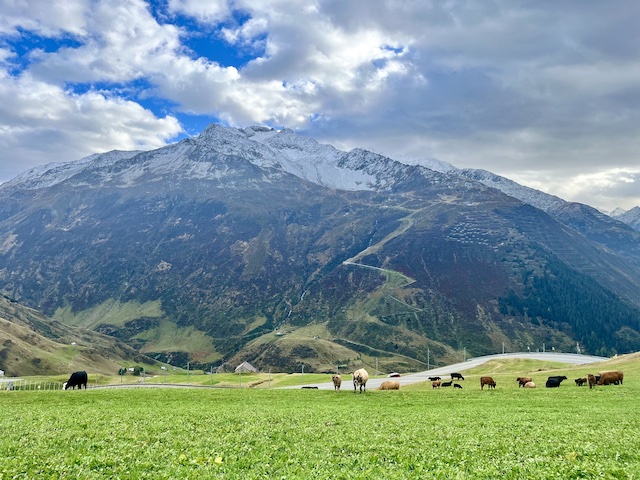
xmin=1 ymin=354 xmax=639 ymax=479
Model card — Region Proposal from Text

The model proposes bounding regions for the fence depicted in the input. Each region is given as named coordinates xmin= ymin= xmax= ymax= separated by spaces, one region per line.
xmin=1 ymin=379 xmax=65 ymax=391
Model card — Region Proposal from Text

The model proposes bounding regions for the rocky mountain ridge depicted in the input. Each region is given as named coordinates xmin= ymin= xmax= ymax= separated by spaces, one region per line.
xmin=0 ymin=123 xmax=639 ymax=372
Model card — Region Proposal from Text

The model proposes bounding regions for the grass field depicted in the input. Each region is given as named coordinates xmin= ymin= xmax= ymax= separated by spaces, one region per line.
xmin=1 ymin=355 xmax=639 ymax=479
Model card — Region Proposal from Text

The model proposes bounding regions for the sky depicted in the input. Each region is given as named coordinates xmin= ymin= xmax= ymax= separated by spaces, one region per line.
xmin=0 ymin=1 xmax=639 ymax=211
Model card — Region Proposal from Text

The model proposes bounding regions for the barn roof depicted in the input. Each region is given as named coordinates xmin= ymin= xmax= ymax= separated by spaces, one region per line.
xmin=234 ymin=361 xmax=258 ymax=373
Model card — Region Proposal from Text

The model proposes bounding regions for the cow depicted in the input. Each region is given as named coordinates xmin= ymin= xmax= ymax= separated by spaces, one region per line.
xmin=64 ymin=371 xmax=88 ymax=390
xmin=545 ymin=375 xmax=567 ymax=388
xmin=574 ymin=377 xmax=587 ymax=387
xmin=377 ymin=380 xmax=400 ymax=390
xmin=352 ymin=368 xmax=369 ymax=393
xmin=453 ymin=383 xmax=463 ymax=389
xmin=441 ymin=380 xmax=453 ymax=387
xmin=517 ymin=377 xmax=532 ymax=388
xmin=428 ymin=376 xmax=441 ymax=381
xmin=332 ymin=374 xmax=342 ymax=391
xmin=451 ymin=373 xmax=464 ymax=381
xmin=597 ymin=370 xmax=623 ymax=386
xmin=587 ymin=374 xmax=597 ymax=389
xmin=480 ymin=376 xmax=496 ymax=390
xmin=432 ymin=380 xmax=441 ymax=389
xmin=523 ymin=381 xmax=536 ymax=388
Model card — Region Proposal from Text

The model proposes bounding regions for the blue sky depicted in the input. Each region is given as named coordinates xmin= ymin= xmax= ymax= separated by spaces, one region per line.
xmin=1 ymin=0 xmax=639 ymax=211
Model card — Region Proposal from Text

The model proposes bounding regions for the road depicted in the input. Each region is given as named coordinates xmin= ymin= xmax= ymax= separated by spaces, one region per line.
xmin=289 ymin=352 xmax=610 ymax=390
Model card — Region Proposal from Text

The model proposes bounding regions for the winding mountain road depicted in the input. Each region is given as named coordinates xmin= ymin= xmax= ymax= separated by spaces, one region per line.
xmin=292 ymin=352 xmax=609 ymax=390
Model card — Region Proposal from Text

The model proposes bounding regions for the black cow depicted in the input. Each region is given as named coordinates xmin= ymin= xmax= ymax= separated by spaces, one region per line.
xmin=451 ymin=373 xmax=464 ymax=381
xmin=64 ymin=371 xmax=88 ymax=390
xmin=441 ymin=380 xmax=453 ymax=387
xmin=453 ymin=383 xmax=463 ymax=389
xmin=545 ymin=375 xmax=567 ymax=388
xmin=428 ymin=376 xmax=441 ymax=381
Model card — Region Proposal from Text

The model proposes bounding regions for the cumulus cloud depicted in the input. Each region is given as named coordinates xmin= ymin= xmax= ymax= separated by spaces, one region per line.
xmin=0 ymin=0 xmax=639 ymax=210
xmin=0 ymin=72 xmax=181 ymax=179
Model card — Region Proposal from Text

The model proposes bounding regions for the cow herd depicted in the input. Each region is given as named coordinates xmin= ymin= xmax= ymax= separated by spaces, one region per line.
xmin=327 ymin=369 xmax=625 ymax=393
xmin=64 ymin=367 xmax=624 ymax=393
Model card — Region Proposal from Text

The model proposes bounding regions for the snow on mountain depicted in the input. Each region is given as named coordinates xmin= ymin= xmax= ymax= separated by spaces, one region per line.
xmin=0 ymin=150 xmax=141 ymax=191
xmin=615 ymin=206 xmax=640 ymax=231
xmin=3 ymin=123 xmax=633 ymax=226
xmin=389 ymin=155 xmax=569 ymax=213
xmin=393 ymin=155 xmax=460 ymax=174
xmin=457 ymin=168 xmax=567 ymax=212
xmin=609 ymin=207 xmax=627 ymax=217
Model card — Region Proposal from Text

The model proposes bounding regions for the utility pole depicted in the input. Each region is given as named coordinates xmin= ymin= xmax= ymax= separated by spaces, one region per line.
xmin=427 ymin=349 xmax=430 ymax=371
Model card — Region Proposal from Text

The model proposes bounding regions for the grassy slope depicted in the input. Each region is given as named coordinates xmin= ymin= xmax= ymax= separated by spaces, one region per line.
xmin=1 ymin=354 xmax=638 ymax=478
xmin=0 ymin=297 xmax=155 ymax=376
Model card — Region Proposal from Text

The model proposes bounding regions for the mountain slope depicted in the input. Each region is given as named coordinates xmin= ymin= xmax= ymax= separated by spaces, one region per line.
xmin=0 ymin=295 xmax=154 ymax=376
xmin=612 ymin=206 xmax=640 ymax=232
xmin=0 ymin=123 xmax=639 ymax=371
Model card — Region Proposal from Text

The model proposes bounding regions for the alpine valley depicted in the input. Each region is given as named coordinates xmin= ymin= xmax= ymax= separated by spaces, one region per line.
xmin=1 ymin=124 xmax=639 ymax=374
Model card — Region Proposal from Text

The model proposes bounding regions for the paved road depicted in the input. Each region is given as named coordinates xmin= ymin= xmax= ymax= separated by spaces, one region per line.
xmin=290 ymin=352 xmax=609 ymax=391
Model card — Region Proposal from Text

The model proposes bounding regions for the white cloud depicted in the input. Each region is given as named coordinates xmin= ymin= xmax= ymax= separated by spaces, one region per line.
xmin=0 ymin=0 xmax=639 ymax=210
xmin=167 ymin=0 xmax=230 ymax=24
xmin=0 ymin=0 xmax=89 ymax=36
xmin=0 ymin=73 xmax=182 ymax=180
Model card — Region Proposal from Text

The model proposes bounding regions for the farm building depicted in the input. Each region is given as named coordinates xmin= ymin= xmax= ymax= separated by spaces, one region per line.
xmin=234 ymin=362 xmax=258 ymax=374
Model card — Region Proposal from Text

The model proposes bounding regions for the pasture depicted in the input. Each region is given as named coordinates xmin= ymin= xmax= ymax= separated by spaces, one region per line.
xmin=1 ymin=355 xmax=639 ymax=479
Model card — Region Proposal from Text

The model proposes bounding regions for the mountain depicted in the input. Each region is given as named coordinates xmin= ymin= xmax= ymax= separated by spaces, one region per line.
xmin=0 ymin=123 xmax=639 ymax=373
xmin=0 ymin=295 xmax=154 ymax=376
xmin=611 ymin=207 xmax=640 ymax=232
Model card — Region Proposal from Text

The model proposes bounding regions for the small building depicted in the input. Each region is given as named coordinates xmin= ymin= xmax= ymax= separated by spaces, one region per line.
xmin=0 ymin=369 xmax=4 ymax=377
xmin=234 ymin=361 xmax=258 ymax=374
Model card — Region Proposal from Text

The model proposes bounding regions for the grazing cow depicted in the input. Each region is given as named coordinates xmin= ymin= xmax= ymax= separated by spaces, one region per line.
xmin=545 ymin=375 xmax=567 ymax=388
xmin=432 ymin=380 xmax=441 ymax=389
xmin=523 ymin=381 xmax=536 ymax=388
xmin=332 ymin=374 xmax=342 ymax=391
xmin=517 ymin=377 xmax=532 ymax=388
xmin=453 ymin=383 xmax=463 ymax=389
xmin=64 ymin=371 xmax=88 ymax=390
xmin=352 ymin=368 xmax=369 ymax=394
xmin=480 ymin=377 xmax=496 ymax=390
xmin=587 ymin=374 xmax=597 ymax=389
xmin=451 ymin=373 xmax=464 ymax=381
xmin=597 ymin=370 xmax=623 ymax=386
xmin=574 ymin=377 xmax=587 ymax=387
xmin=377 ymin=380 xmax=400 ymax=391
xmin=441 ymin=380 xmax=453 ymax=387
xmin=428 ymin=376 xmax=441 ymax=381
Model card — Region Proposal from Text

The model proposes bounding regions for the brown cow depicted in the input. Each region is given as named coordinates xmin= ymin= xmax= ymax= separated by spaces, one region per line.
xmin=480 ymin=376 xmax=496 ymax=390
xmin=574 ymin=377 xmax=587 ymax=387
xmin=377 ymin=380 xmax=400 ymax=390
xmin=523 ymin=381 xmax=536 ymax=388
xmin=597 ymin=370 xmax=623 ymax=386
xmin=432 ymin=380 xmax=441 ymax=389
xmin=517 ymin=377 xmax=532 ymax=388
xmin=332 ymin=374 xmax=342 ymax=391
xmin=587 ymin=374 xmax=597 ymax=389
